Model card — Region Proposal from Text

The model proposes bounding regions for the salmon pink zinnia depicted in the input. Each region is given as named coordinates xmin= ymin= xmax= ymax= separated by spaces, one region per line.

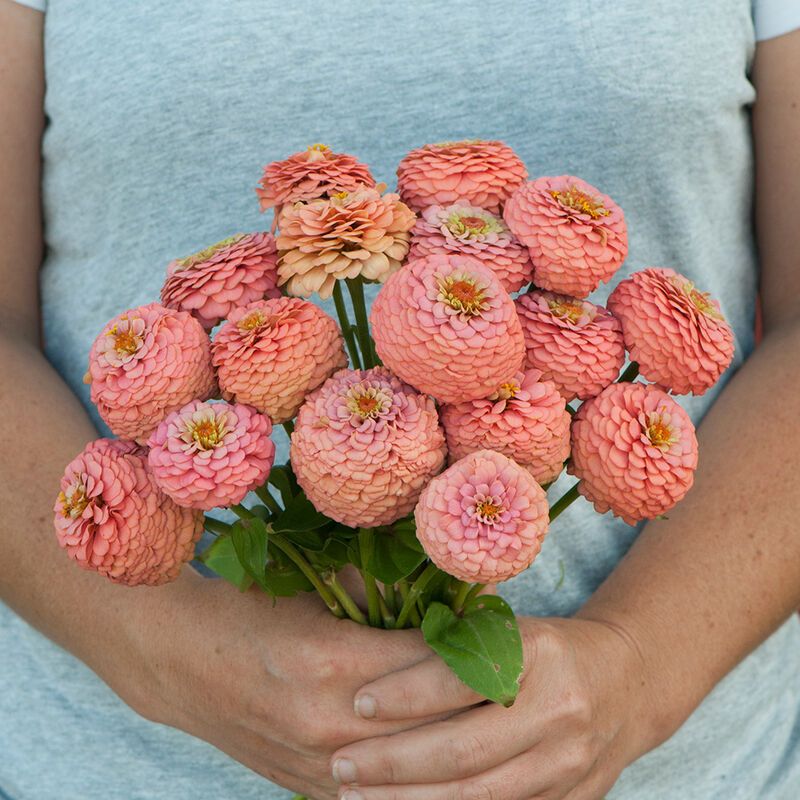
xmin=568 ymin=382 xmax=699 ymax=525
xmin=370 ymin=254 xmax=525 ymax=403
xmin=504 ymin=176 xmax=628 ymax=298
xmin=54 ymin=439 xmax=203 ymax=586
xmin=607 ymin=267 xmax=735 ymax=396
xmin=147 ymin=400 xmax=275 ymax=510
xmin=291 ymin=368 xmax=446 ymax=528
xmin=414 ymin=449 xmax=549 ymax=584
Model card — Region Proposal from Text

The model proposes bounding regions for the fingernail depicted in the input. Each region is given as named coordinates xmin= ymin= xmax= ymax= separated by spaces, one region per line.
xmin=354 ymin=694 xmax=376 ymax=719
xmin=332 ymin=758 xmax=358 ymax=784
xmin=341 ymin=791 xmax=363 ymax=800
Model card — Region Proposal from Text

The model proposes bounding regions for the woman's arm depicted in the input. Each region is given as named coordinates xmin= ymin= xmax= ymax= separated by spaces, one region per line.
xmin=327 ymin=30 xmax=800 ymax=800
xmin=0 ymin=5 xmax=431 ymax=798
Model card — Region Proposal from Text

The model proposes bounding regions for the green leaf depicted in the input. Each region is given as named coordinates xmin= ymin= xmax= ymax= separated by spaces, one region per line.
xmin=367 ymin=521 xmax=426 ymax=584
xmin=197 ymin=535 xmax=253 ymax=591
xmin=308 ymin=536 xmax=351 ymax=570
xmin=264 ymin=546 xmax=315 ymax=596
xmin=271 ymin=491 xmax=329 ymax=534
xmin=269 ymin=464 xmax=297 ymax=506
xmin=422 ymin=596 xmax=523 ymax=707
xmin=230 ymin=518 xmax=269 ymax=590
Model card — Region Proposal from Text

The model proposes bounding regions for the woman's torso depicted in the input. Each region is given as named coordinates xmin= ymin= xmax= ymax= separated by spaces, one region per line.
xmin=2 ymin=2 xmax=798 ymax=798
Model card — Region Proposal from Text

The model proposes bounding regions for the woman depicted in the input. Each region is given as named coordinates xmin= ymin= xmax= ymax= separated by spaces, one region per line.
xmin=1 ymin=2 xmax=798 ymax=798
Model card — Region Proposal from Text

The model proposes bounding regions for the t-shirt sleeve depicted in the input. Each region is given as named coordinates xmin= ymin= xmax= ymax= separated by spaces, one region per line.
xmin=754 ymin=0 xmax=800 ymax=41
xmin=8 ymin=0 xmax=46 ymax=10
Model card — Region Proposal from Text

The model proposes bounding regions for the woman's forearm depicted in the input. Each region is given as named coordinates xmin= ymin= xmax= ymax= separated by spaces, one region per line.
xmin=578 ymin=317 xmax=800 ymax=747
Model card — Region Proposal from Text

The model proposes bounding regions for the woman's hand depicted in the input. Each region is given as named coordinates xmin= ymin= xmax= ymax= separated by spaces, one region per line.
xmin=329 ymin=616 xmax=656 ymax=800
xmin=92 ymin=569 xmax=435 ymax=800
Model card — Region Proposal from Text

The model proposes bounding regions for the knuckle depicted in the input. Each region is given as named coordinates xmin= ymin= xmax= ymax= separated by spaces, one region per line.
xmin=449 ymin=732 xmax=488 ymax=775
xmin=561 ymin=686 xmax=593 ymax=728
xmin=560 ymin=738 xmax=595 ymax=780
xmin=299 ymin=718 xmax=340 ymax=753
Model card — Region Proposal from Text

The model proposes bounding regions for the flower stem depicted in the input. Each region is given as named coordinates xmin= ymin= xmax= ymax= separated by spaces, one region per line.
xmin=358 ymin=528 xmax=382 ymax=627
xmin=618 ymin=361 xmax=640 ymax=383
xmin=462 ymin=583 xmax=486 ymax=607
xmin=383 ymin=582 xmax=399 ymax=615
xmin=282 ymin=420 xmax=295 ymax=437
xmin=346 ymin=277 xmax=376 ymax=369
xmin=377 ymin=590 xmax=396 ymax=628
xmin=397 ymin=579 xmax=422 ymax=627
xmin=451 ymin=580 xmax=472 ymax=613
xmin=549 ymin=482 xmax=582 ymax=522
xmin=395 ymin=562 xmax=439 ymax=629
xmin=230 ymin=503 xmax=256 ymax=520
xmin=322 ymin=570 xmax=368 ymax=625
xmin=203 ymin=516 xmax=231 ymax=536
xmin=255 ymin=484 xmax=282 ymax=515
xmin=333 ymin=281 xmax=362 ymax=369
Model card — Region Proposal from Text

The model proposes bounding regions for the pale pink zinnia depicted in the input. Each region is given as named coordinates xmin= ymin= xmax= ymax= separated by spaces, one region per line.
xmin=54 ymin=439 xmax=203 ymax=586
xmin=370 ymin=254 xmax=525 ymax=404
xmin=409 ymin=202 xmax=533 ymax=293
xmin=607 ymin=268 xmax=735 ymax=396
xmin=256 ymin=143 xmax=375 ymax=212
xmin=291 ymin=367 xmax=446 ymax=528
xmin=504 ymin=176 xmax=628 ymax=298
xmin=414 ymin=450 xmax=549 ymax=584
xmin=440 ymin=370 xmax=570 ymax=485
xmin=211 ymin=297 xmax=347 ymax=423
xmin=515 ymin=290 xmax=626 ymax=402
xmin=397 ymin=140 xmax=527 ymax=214
xmin=568 ymin=382 xmax=699 ymax=525
xmin=160 ymin=232 xmax=280 ymax=331
xmin=147 ymin=400 xmax=274 ymax=510
xmin=86 ymin=303 xmax=216 ymax=443
xmin=276 ymin=185 xmax=416 ymax=299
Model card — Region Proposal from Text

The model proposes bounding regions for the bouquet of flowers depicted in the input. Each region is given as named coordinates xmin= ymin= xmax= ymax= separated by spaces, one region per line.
xmin=54 ymin=140 xmax=735 ymax=710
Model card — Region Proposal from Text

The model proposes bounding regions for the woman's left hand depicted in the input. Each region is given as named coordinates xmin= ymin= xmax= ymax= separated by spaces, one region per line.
xmin=329 ymin=616 xmax=658 ymax=800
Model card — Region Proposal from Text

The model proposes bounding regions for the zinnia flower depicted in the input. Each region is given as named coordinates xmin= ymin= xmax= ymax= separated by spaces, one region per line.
xmin=397 ymin=140 xmax=527 ymax=214
xmin=370 ymin=253 xmax=525 ymax=403
xmin=607 ymin=268 xmax=735 ymax=395
xmin=291 ymin=367 xmax=446 ymax=528
xmin=414 ymin=449 xmax=549 ymax=584
xmin=86 ymin=303 xmax=216 ymax=443
xmin=256 ymin=143 xmax=375 ymax=212
xmin=515 ymin=290 xmax=626 ymax=401
xmin=409 ymin=202 xmax=533 ymax=293
xmin=160 ymin=232 xmax=280 ymax=331
xmin=276 ymin=185 xmax=416 ymax=299
xmin=54 ymin=439 xmax=203 ymax=586
xmin=504 ymin=176 xmax=628 ymax=297
xmin=440 ymin=369 xmax=570 ymax=485
xmin=147 ymin=400 xmax=275 ymax=510
xmin=568 ymin=382 xmax=699 ymax=525
xmin=211 ymin=297 xmax=347 ymax=423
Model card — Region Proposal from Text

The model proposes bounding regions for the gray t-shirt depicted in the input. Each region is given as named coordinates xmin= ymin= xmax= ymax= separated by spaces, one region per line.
xmin=2 ymin=2 xmax=799 ymax=798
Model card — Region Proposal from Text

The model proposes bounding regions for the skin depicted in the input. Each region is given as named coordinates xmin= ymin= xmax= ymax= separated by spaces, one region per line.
xmin=329 ymin=29 xmax=800 ymax=800
xmin=2 ymin=2 xmax=798 ymax=798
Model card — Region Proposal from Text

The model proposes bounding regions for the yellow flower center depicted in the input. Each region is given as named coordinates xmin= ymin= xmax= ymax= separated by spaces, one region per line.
xmin=475 ymin=499 xmax=503 ymax=521
xmin=308 ymin=143 xmax=330 ymax=153
xmin=550 ymin=186 xmax=610 ymax=219
xmin=672 ymin=278 xmax=725 ymax=322
xmin=177 ymin=235 xmax=243 ymax=269
xmin=445 ymin=211 xmax=504 ymax=238
xmin=646 ymin=415 xmax=678 ymax=450
xmin=546 ymin=296 xmax=590 ymax=324
xmin=346 ymin=386 xmax=390 ymax=420
xmin=107 ymin=322 xmax=142 ymax=357
xmin=238 ymin=309 xmax=267 ymax=332
xmin=438 ymin=274 xmax=488 ymax=316
xmin=430 ymin=139 xmax=483 ymax=148
xmin=187 ymin=416 xmax=227 ymax=450
xmin=492 ymin=381 xmax=520 ymax=401
xmin=59 ymin=485 xmax=89 ymax=519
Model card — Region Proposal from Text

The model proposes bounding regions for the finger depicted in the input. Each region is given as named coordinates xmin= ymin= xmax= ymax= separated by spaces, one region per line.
xmin=354 ymin=655 xmax=484 ymax=721
xmin=332 ymin=702 xmax=536 ymax=786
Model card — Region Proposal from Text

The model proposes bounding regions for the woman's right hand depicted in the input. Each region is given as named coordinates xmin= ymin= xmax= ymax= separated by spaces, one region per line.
xmin=94 ymin=569 xmax=433 ymax=799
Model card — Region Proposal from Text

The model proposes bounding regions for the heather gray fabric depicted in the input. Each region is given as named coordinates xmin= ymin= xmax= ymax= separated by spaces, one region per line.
xmin=1 ymin=2 xmax=799 ymax=798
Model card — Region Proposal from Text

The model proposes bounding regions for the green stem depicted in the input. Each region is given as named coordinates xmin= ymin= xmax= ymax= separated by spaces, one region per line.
xmin=395 ymin=562 xmax=439 ymax=628
xmin=322 ymin=570 xmax=368 ymax=625
xmin=282 ymin=420 xmax=295 ymax=438
xmin=383 ymin=583 xmax=399 ymax=615
xmin=377 ymin=590 xmax=396 ymax=628
xmin=358 ymin=529 xmax=382 ymax=627
xmin=203 ymin=516 xmax=231 ymax=536
xmin=255 ymin=484 xmax=282 ymax=515
xmin=462 ymin=583 xmax=486 ymax=607
xmin=451 ymin=580 xmax=472 ymax=613
xmin=397 ymin=580 xmax=422 ymax=626
xmin=230 ymin=503 xmax=256 ymax=520
xmin=549 ymin=482 xmax=582 ymax=522
xmin=269 ymin=532 xmax=344 ymax=618
xmin=618 ymin=361 xmax=640 ymax=383
xmin=346 ymin=277 xmax=376 ymax=369
xmin=333 ymin=281 xmax=362 ymax=369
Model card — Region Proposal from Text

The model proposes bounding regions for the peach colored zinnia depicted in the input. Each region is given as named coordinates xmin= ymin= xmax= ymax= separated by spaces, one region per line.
xmin=256 ymin=143 xmax=375 ymax=212
xmin=147 ymin=400 xmax=275 ymax=511
xmin=504 ymin=176 xmax=628 ymax=298
xmin=276 ymin=185 xmax=416 ymax=299
xmin=440 ymin=369 xmax=570 ymax=485
xmin=515 ymin=290 xmax=626 ymax=402
xmin=160 ymin=232 xmax=280 ymax=331
xmin=607 ymin=267 xmax=735 ymax=396
xmin=568 ymin=382 xmax=699 ymax=525
xmin=291 ymin=367 xmax=446 ymax=528
xmin=370 ymin=254 xmax=525 ymax=403
xmin=414 ymin=449 xmax=549 ymax=584
xmin=211 ymin=297 xmax=346 ymax=423
xmin=409 ymin=202 xmax=533 ymax=293
xmin=86 ymin=303 xmax=216 ymax=443
xmin=54 ymin=439 xmax=203 ymax=586
xmin=397 ymin=140 xmax=527 ymax=214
